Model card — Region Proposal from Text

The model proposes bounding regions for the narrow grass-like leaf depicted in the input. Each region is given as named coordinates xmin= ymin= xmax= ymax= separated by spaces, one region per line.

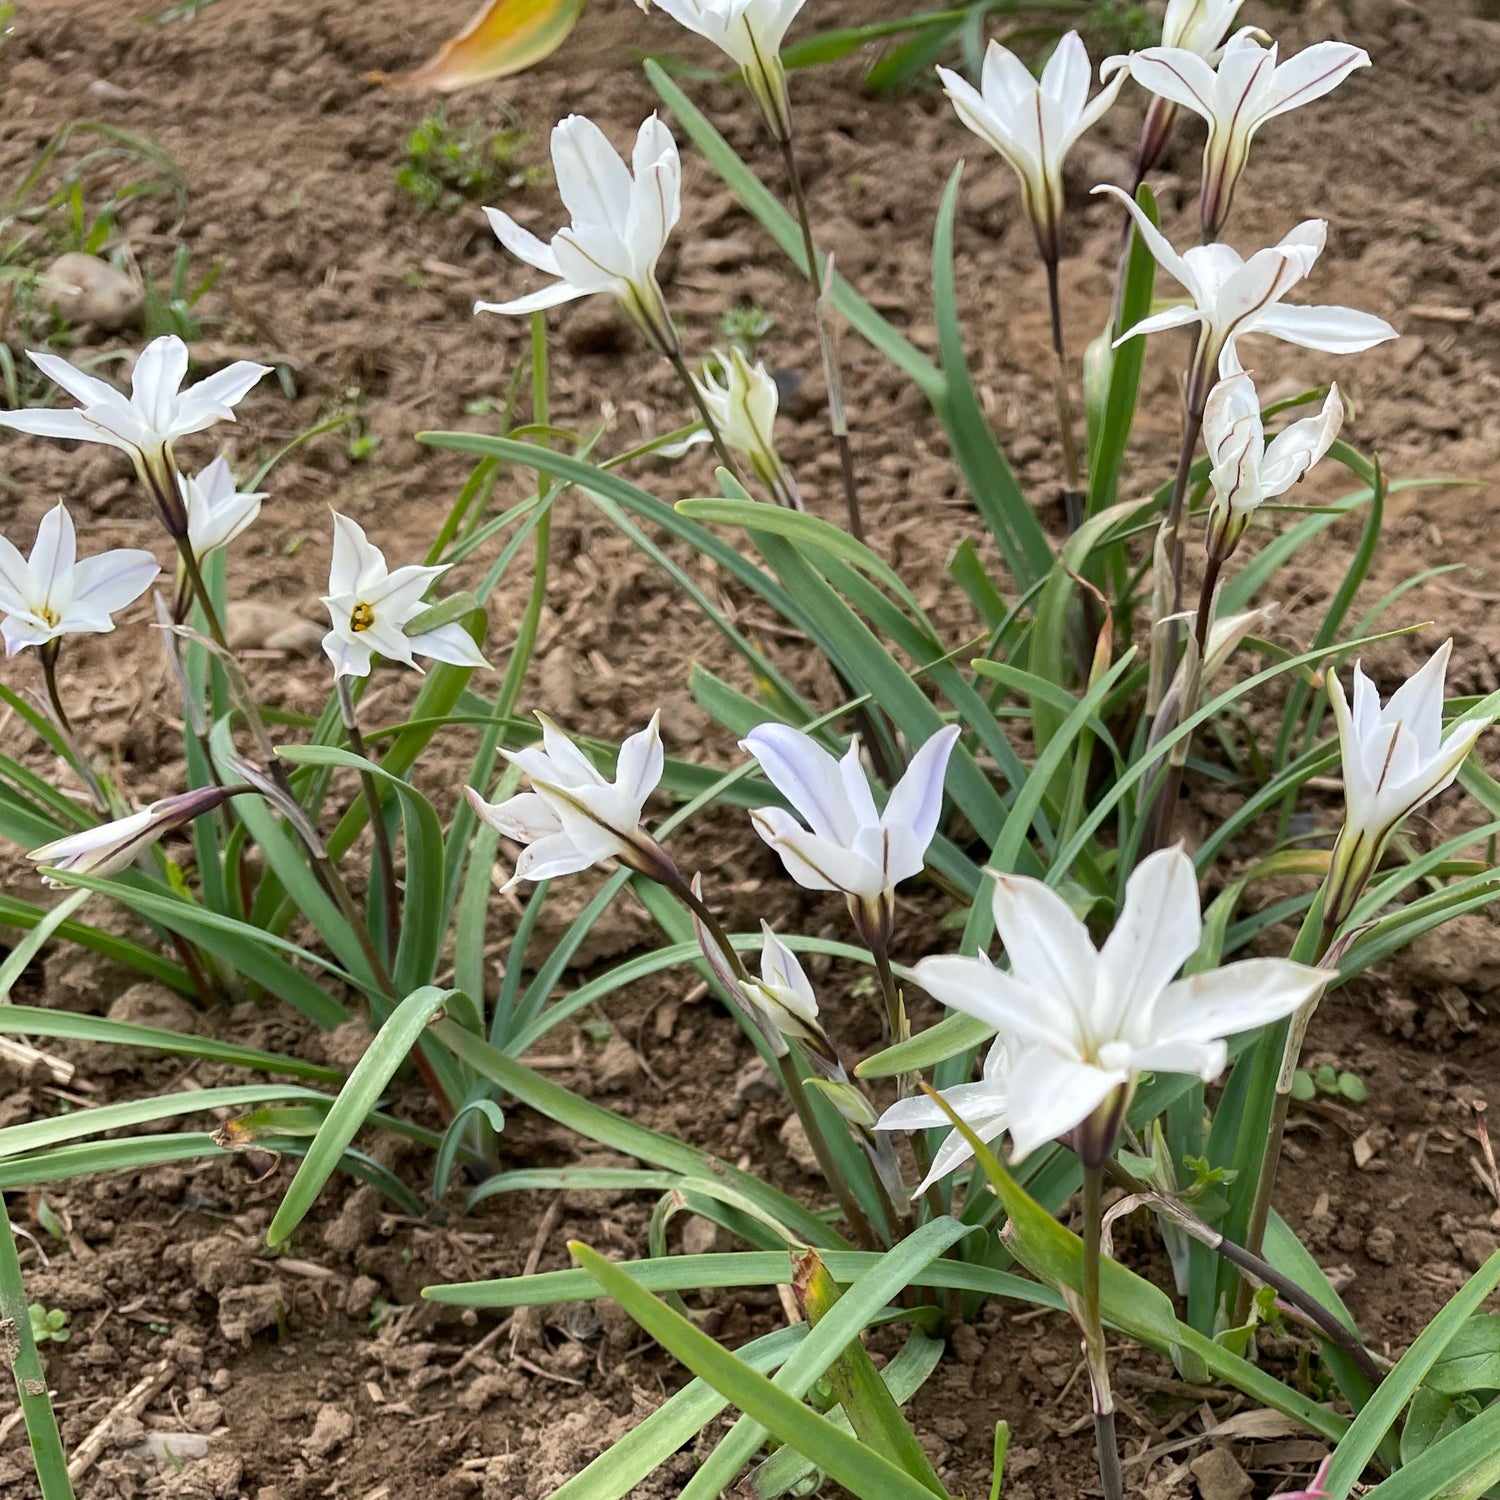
xmin=268 ymin=985 xmax=457 ymax=1245
xmin=0 ymin=1004 xmax=342 ymax=1080
xmin=1324 ymin=1250 xmax=1500 ymax=1498
xmin=933 ymin=163 xmax=1053 ymax=588
xmin=430 ymin=1019 xmax=844 ymax=1249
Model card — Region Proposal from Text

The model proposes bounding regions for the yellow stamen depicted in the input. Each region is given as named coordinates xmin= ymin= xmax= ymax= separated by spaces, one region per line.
xmin=349 ymin=602 xmax=375 ymax=633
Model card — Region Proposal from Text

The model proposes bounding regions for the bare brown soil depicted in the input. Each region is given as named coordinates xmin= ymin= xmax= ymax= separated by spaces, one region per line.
xmin=2 ymin=0 xmax=1499 ymax=1496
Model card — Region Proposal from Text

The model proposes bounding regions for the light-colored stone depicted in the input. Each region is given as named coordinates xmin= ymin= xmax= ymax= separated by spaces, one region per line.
xmin=42 ymin=252 xmax=142 ymax=331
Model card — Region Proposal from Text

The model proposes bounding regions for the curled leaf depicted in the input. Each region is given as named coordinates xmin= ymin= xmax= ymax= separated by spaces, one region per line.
xmin=371 ymin=0 xmax=585 ymax=92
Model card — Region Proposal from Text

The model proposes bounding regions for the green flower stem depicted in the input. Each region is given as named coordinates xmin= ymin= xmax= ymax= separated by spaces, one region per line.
xmin=36 ymin=642 xmax=110 ymax=814
xmin=1234 ymin=915 xmax=1336 ymax=1322
xmin=336 ymin=677 xmax=399 ymax=969
xmin=1104 ymin=1160 xmax=1384 ymax=1386
xmin=871 ymin=942 xmax=950 ymax=1230
xmin=1143 ymin=548 xmax=1224 ymax=855
xmin=1081 ymin=1163 xmax=1125 ymax=1500
xmin=778 ymin=132 xmax=866 ymax=545
xmin=663 ymin=345 xmax=748 ymax=485
xmin=676 ymin=878 xmax=882 ymax=1250
xmin=0 ymin=1194 xmax=75 ymax=1499
xmin=1044 ymin=258 xmax=1085 ymax=534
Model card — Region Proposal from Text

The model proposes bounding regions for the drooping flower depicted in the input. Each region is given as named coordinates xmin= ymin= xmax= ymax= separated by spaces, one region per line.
xmin=910 ymin=847 xmax=1325 ymax=1163
xmin=180 ymin=455 xmax=266 ymax=560
xmin=320 ymin=512 xmax=488 ymax=680
xmin=28 ymin=785 xmax=234 ymax=885
xmin=636 ymin=0 xmax=807 ymax=140
xmin=742 ymin=922 xmax=836 ymax=1058
xmin=938 ymin=32 xmax=1125 ymax=263
xmin=466 ymin=712 xmax=678 ymax=889
xmin=1110 ymin=33 xmax=1370 ymax=234
xmin=742 ymin=722 xmax=961 ymax=948
xmin=675 ymin=348 xmax=800 ymax=507
xmin=476 ymin=115 xmax=681 ymax=353
xmin=1203 ymin=371 xmax=1343 ymax=560
xmin=0 ymin=336 xmax=271 ymax=535
xmin=876 ymin=1038 xmax=1011 ymax=1194
xmin=0 ymin=502 xmax=159 ymax=656
xmin=1325 ymin=642 xmax=1493 ymax=928
xmin=1095 ymin=186 xmax=1397 ymax=402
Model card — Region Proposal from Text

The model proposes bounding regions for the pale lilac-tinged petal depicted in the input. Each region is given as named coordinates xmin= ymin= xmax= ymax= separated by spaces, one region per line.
xmin=28 ymin=503 xmax=77 ymax=605
xmin=1421 ymin=719 xmax=1491 ymax=806
xmin=328 ymin=512 xmax=375 ymax=597
xmin=0 ymin=406 xmax=137 ymax=448
xmin=129 ymin=336 xmax=190 ymax=433
xmin=1258 ymin=385 xmax=1342 ymax=497
xmin=1349 ymin=661 xmax=1382 ymax=742
xmin=1092 ymin=185 xmax=1196 ymax=296
xmin=537 ymin=793 xmax=631 ymax=864
xmin=1121 ymin=1035 xmax=1227 ymax=1080
xmin=989 ymin=873 xmax=1099 ymax=1014
xmin=837 ymin=740 xmax=880 ymax=828
xmin=322 ymin=628 xmax=373 ymax=679
xmin=1149 ymin=958 xmax=1324 ymax=1043
xmin=467 ymin=788 xmax=562 ymax=841
xmin=189 ymin=492 xmax=262 ymax=557
xmin=1257 ymin=43 xmax=1370 ymax=129
xmin=1004 ymin=1048 xmax=1125 ymax=1161
xmin=626 ymin=159 xmax=678 ymax=283
xmin=29 ymin=808 xmax=157 ymax=878
xmin=1114 ymin=303 xmax=1205 ymax=348
xmin=1376 ymin=640 xmax=1450 ymax=758
xmin=535 ymin=714 xmax=609 ymax=789
xmin=758 ymin=923 xmax=818 ymax=1020
xmin=475 ymin=281 xmax=591 ymax=318
xmin=3 ymin=615 xmax=56 ymax=653
xmin=1329 ymin=668 xmax=1376 ymax=823
xmin=366 ymin=560 xmax=448 ymax=620
xmin=173 ymin=360 xmax=273 ymax=434
xmin=938 ymin=66 xmax=1041 ymax=182
xmin=1214 ymin=244 xmax=1317 ymax=337
xmin=1246 ymin=302 xmax=1398 ymax=355
xmin=743 ymin=724 xmax=860 ymax=844
xmin=912 ymin=1118 xmax=1003 ymax=1194
xmin=68 ymin=549 xmax=160 ymax=619
xmin=507 ymin=830 xmax=596 ymax=887
xmin=614 ymin=712 xmax=664 ymax=806
xmin=357 ymin=612 xmax=421 ymax=671
xmin=909 ymin=952 xmax=1074 ymax=1053
xmin=1164 ymin=0 xmax=1246 ymax=52
xmin=551 ymin=115 xmax=633 ymax=230
xmin=1096 ymin=846 xmax=1203 ymax=1039
xmin=408 ymin=621 xmax=490 ymax=669
xmin=647 ymin=0 xmax=722 ymax=46
xmin=0 ymin=533 xmax=32 ymax=610
xmin=749 ymin=806 xmax=883 ymax=896
xmin=551 ymin=222 xmax=635 ymax=291
xmin=979 ymin=37 xmax=1043 ymax=113
xmin=1203 ymin=372 xmax=1263 ymax=466
xmin=1041 ymin=31 xmax=1092 ymax=121
xmin=26 ymin=349 xmax=125 ymax=410
xmin=882 ymin=725 xmax=959 ymax=855
xmin=1124 ymin=47 xmax=1221 ymax=120
xmin=631 ymin=114 xmax=680 ymax=206
xmin=482 ymin=205 xmax=561 ymax=275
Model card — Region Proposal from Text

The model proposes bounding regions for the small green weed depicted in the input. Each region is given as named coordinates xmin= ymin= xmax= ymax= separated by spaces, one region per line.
xmin=396 ymin=113 xmax=541 ymax=214
xmin=28 ymin=1303 xmax=70 ymax=1345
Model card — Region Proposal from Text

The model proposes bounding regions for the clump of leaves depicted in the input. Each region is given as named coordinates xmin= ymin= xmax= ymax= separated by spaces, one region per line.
xmin=28 ymin=1303 xmax=70 ymax=1345
xmin=395 ymin=112 xmax=540 ymax=213
xmin=1292 ymin=1062 xmax=1369 ymax=1104
xmin=718 ymin=300 xmax=775 ymax=359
